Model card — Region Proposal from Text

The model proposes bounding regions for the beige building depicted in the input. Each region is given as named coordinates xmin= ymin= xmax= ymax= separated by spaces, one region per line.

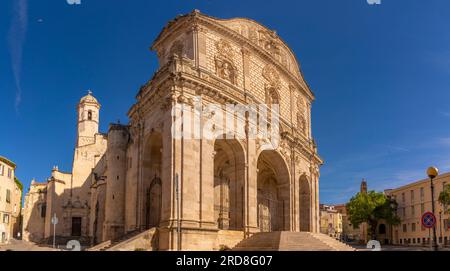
xmin=319 ymin=204 xmax=342 ymax=239
xmin=335 ymin=180 xmax=369 ymax=243
xmin=334 ymin=204 xmax=362 ymax=242
xmin=22 ymin=180 xmax=49 ymax=242
xmin=22 ymin=10 xmax=322 ymax=250
xmin=385 ymin=172 xmax=450 ymax=247
xmin=0 ymin=156 xmax=23 ymax=243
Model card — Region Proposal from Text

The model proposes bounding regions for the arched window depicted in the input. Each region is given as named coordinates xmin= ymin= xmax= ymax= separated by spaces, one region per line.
xmin=88 ymin=110 xmax=93 ymax=120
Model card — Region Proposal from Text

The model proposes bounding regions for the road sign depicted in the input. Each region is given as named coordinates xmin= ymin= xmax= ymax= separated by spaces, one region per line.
xmin=51 ymin=215 xmax=58 ymax=225
xmin=52 ymin=213 xmax=58 ymax=249
xmin=421 ymin=212 xmax=436 ymax=229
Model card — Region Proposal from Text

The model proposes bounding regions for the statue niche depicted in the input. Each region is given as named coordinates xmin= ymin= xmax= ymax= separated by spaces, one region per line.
xmin=215 ymin=39 xmax=237 ymax=84
xmin=215 ymin=59 xmax=236 ymax=84
xmin=296 ymin=96 xmax=308 ymax=136
xmin=297 ymin=113 xmax=307 ymax=135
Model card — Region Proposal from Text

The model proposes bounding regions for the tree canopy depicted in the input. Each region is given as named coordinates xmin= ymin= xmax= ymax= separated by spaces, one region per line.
xmin=14 ymin=176 xmax=23 ymax=191
xmin=439 ymin=184 xmax=450 ymax=213
xmin=346 ymin=191 xmax=400 ymax=240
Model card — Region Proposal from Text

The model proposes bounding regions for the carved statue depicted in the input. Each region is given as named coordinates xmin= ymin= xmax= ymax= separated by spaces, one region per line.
xmin=215 ymin=59 xmax=236 ymax=84
xmin=262 ymin=64 xmax=281 ymax=90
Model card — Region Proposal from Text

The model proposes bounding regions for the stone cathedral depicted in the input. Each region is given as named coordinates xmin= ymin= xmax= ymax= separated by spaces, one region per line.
xmin=22 ymin=11 xmax=323 ymax=250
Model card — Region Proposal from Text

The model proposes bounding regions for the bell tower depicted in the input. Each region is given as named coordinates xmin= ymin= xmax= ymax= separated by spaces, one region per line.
xmin=77 ymin=90 xmax=100 ymax=147
xmin=360 ymin=179 xmax=368 ymax=194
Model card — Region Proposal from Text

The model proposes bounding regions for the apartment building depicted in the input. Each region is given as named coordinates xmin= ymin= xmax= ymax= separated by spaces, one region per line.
xmin=385 ymin=172 xmax=450 ymax=247
xmin=0 ymin=156 xmax=23 ymax=244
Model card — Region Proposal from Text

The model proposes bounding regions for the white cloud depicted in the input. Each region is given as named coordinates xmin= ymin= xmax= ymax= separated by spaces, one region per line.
xmin=8 ymin=0 xmax=28 ymax=112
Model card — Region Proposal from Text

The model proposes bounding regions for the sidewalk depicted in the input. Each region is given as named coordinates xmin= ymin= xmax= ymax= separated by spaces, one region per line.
xmin=0 ymin=239 xmax=61 ymax=251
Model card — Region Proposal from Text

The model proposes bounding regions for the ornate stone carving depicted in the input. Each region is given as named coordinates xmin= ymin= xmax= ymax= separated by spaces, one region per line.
xmin=215 ymin=39 xmax=234 ymax=60
xmin=265 ymin=87 xmax=280 ymax=105
xmin=177 ymin=93 xmax=193 ymax=106
xmin=295 ymin=95 xmax=307 ymax=136
xmin=215 ymin=59 xmax=236 ymax=84
xmin=297 ymin=113 xmax=307 ymax=135
xmin=214 ymin=39 xmax=237 ymax=84
xmin=262 ymin=64 xmax=281 ymax=90
xmin=259 ymin=30 xmax=281 ymax=58
xmin=248 ymin=27 xmax=258 ymax=43
xmin=297 ymin=95 xmax=305 ymax=111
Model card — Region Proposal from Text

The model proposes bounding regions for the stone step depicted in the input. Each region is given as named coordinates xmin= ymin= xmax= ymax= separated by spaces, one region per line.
xmin=233 ymin=231 xmax=355 ymax=251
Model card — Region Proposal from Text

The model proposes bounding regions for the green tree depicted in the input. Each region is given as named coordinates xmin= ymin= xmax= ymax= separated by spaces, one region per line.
xmin=438 ymin=184 xmax=450 ymax=214
xmin=346 ymin=191 xmax=400 ymax=240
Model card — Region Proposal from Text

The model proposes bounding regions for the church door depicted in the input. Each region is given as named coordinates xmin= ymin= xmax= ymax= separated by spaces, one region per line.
xmin=71 ymin=217 xmax=82 ymax=237
xmin=146 ymin=177 xmax=162 ymax=228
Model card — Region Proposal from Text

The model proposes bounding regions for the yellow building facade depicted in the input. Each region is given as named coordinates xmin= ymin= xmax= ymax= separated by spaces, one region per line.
xmin=0 ymin=156 xmax=22 ymax=244
xmin=385 ymin=172 xmax=450 ymax=247
xmin=319 ymin=204 xmax=342 ymax=239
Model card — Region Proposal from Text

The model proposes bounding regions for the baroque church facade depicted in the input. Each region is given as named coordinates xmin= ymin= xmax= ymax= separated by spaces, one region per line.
xmin=22 ymin=11 xmax=323 ymax=250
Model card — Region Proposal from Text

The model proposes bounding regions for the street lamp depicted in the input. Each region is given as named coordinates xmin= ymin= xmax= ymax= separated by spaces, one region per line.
xmin=427 ymin=166 xmax=439 ymax=251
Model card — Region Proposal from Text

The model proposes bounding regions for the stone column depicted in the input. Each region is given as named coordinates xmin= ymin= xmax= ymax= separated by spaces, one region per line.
xmin=199 ymin=138 xmax=216 ymax=228
xmin=245 ymin=139 xmax=259 ymax=235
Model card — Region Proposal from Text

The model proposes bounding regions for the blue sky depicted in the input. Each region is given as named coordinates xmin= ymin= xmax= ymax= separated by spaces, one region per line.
xmin=2 ymin=0 xmax=450 ymax=204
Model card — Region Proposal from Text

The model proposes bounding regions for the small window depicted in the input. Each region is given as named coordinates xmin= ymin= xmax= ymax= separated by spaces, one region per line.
xmin=402 ymin=224 xmax=407 ymax=232
xmin=88 ymin=110 xmax=93 ymax=120
xmin=3 ymin=214 xmax=9 ymax=224
xmin=7 ymin=168 xmax=12 ymax=179
xmin=411 ymin=223 xmax=416 ymax=232
xmin=6 ymin=189 xmax=11 ymax=203
xmin=41 ymin=204 xmax=47 ymax=218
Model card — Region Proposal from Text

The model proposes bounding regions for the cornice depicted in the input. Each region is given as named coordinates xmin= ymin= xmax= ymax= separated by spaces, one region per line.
xmin=151 ymin=11 xmax=315 ymax=102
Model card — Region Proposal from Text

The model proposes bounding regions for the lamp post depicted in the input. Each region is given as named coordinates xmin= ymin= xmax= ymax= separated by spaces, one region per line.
xmin=427 ymin=166 xmax=439 ymax=251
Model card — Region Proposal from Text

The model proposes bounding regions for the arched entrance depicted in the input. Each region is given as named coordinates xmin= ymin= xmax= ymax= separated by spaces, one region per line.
xmin=143 ymin=132 xmax=163 ymax=229
xmin=256 ymin=150 xmax=290 ymax=232
xmin=213 ymin=137 xmax=245 ymax=230
xmin=299 ymin=174 xmax=311 ymax=232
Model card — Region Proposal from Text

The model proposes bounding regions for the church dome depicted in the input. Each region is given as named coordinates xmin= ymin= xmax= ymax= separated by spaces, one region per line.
xmin=79 ymin=90 xmax=99 ymax=104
